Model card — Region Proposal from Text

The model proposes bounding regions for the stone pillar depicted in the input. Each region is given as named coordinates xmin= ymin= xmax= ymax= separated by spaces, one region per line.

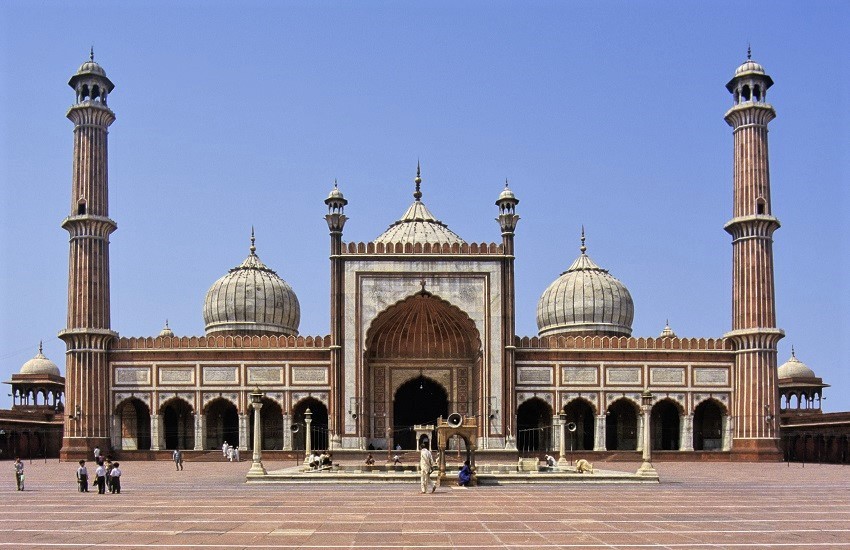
xmin=150 ymin=414 xmax=161 ymax=451
xmin=594 ymin=414 xmax=606 ymax=451
xmin=111 ymin=415 xmax=121 ymax=450
xmin=304 ymin=408 xmax=313 ymax=465
xmin=681 ymin=413 xmax=695 ymax=452
xmin=238 ymin=413 xmax=249 ymax=451
xmin=722 ymin=414 xmax=733 ymax=451
xmin=193 ymin=413 xmax=204 ymax=451
xmin=282 ymin=413 xmax=292 ymax=451
xmin=248 ymin=400 xmax=266 ymax=476
xmin=637 ymin=414 xmax=645 ymax=452
xmin=557 ymin=416 xmax=568 ymax=466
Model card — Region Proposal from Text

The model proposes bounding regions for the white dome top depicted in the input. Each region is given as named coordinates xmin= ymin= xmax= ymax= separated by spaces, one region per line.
xmin=203 ymin=235 xmax=300 ymax=336
xmin=537 ymin=234 xmax=634 ymax=337
xmin=20 ymin=343 xmax=61 ymax=377
xmin=374 ymin=167 xmax=465 ymax=246
xmin=778 ymin=349 xmax=817 ymax=379
xmin=158 ymin=321 xmax=175 ymax=338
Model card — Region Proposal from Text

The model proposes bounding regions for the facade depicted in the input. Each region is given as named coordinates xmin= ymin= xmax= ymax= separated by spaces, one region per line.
xmin=53 ymin=52 xmax=845 ymax=462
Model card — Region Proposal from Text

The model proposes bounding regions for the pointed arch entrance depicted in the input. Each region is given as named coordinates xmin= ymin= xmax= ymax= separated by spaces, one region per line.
xmin=161 ymin=398 xmax=194 ymax=450
xmin=117 ymin=398 xmax=151 ymax=451
xmin=393 ymin=376 xmax=449 ymax=449
xmin=563 ymin=399 xmax=595 ymax=451
xmin=693 ymin=399 xmax=725 ymax=451
xmin=517 ymin=397 xmax=552 ymax=452
xmin=205 ymin=398 xmax=239 ymax=450
xmin=364 ymin=290 xmax=482 ymax=450
xmin=606 ymin=398 xmax=639 ymax=450
xmin=651 ymin=399 xmax=682 ymax=450
xmin=292 ymin=398 xmax=329 ymax=451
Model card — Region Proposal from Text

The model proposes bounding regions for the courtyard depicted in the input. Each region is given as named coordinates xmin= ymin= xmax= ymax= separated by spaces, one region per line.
xmin=1 ymin=459 xmax=848 ymax=548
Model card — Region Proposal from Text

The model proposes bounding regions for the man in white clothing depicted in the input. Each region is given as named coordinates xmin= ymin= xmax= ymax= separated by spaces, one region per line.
xmin=419 ymin=445 xmax=436 ymax=494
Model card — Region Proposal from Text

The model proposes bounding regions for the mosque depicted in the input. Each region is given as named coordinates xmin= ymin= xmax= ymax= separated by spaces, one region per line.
xmin=3 ymin=52 xmax=847 ymax=464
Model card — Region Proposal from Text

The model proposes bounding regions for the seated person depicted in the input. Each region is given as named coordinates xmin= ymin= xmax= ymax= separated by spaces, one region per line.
xmin=308 ymin=452 xmax=320 ymax=469
xmin=364 ymin=453 xmax=375 ymax=466
xmin=544 ymin=454 xmax=557 ymax=468
xmin=458 ymin=460 xmax=472 ymax=487
xmin=320 ymin=451 xmax=331 ymax=467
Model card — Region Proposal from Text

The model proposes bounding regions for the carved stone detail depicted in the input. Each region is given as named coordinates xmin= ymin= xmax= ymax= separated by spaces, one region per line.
xmin=650 ymin=367 xmax=685 ymax=385
xmin=202 ymin=367 xmax=238 ymax=383
xmin=606 ymin=367 xmax=641 ymax=384
xmin=561 ymin=366 xmax=597 ymax=384
xmin=518 ymin=367 xmax=552 ymax=384
xmin=291 ymin=366 xmax=328 ymax=384
xmin=115 ymin=367 xmax=150 ymax=385
xmin=247 ymin=366 xmax=283 ymax=384
xmin=694 ymin=368 xmax=729 ymax=386
xmin=160 ymin=368 xmax=194 ymax=384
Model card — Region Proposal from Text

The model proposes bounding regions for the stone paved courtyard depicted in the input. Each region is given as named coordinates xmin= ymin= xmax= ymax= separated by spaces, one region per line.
xmin=1 ymin=459 xmax=849 ymax=549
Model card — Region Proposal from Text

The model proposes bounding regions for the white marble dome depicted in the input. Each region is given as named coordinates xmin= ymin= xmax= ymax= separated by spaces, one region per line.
xmin=20 ymin=343 xmax=61 ymax=377
xmin=778 ymin=349 xmax=817 ymax=379
xmin=203 ymin=237 xmax=300 ymax=336
xmin=374 ymin=167 xmax=465 ymax=246
xmin=537 ymin=237 xmax=634 ymax=337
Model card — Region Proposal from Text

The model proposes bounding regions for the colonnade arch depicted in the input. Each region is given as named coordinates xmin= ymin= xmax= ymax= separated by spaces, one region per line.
xmin=562 ymin=398 xmax=595 ymax=451
xmin=248 ymin=397 xmax=284 ymax=451
xmin=651 ymin=398 xmax=683 ymax=450
xmin=517 ymin=397 xmax=552 ymax=453
xmin=606 ymin=398 xmax=639 ymax=450
xmin=161 ymin=397 xmax=194 ymax=451
xmin=116 ymin=397 xmax=151 ymax=451
xmin=693 ymin=398 xmax=725 ymax=451
xmin=205 ymin=397 xmax=239 ymax=450
xmin=292 ymin=397 xmax=329 ymax=452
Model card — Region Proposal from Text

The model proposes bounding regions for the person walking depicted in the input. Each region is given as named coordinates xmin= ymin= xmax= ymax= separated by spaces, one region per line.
xmin=94 ymin=463 xmax=106 ymax=494
xmin=419 ymin=444 xmax=436 ymax=494
xmin=13 ymin=457 xmax=24 ymax=491
xmin=109 ymin=462 xmax=122 ymax=494
xmin=173 ymin=449 xmax=183 ymax=471
xmin=222 ymin=441 xmax=228 ymax=458
xmin=76 ymin=460 xmax=89 ymax=492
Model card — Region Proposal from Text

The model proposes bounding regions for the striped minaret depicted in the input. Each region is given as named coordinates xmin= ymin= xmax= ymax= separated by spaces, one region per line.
xmin=59 ymin=51 xmax=118 ymax=460
xmin=723 ymin=49 xmax=783 ymax=460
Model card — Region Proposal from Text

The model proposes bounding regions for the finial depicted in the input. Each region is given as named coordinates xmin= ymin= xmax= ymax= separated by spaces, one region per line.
xmin=250 ymin=227 xmax=256 ymax=255
xmin=165 ymin=319 xmax=170 ymax=329
xmin=90 ymin=46 xmax=94 ymax=62
xmin=580 ymin=225 xmax=587 ymax=254
xmin=747 ymin=44 xmax=751 ymax=60
xmin=38 ymin=340 xmax=43 ymax=354
xmin=791 ymin=345 xmax=796 ymax=359
xmin=334 ymin=178 xmax=338 ymax=189
xmin=420 ymin=279 xmax=427 ymax=292
xmin=505 ymin=178 xmax=509 ymax=189
xmin=414 ymin=160 xmax=422 ymax=201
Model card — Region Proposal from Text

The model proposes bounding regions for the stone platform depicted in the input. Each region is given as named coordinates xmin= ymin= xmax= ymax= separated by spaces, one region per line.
xmin=247 ymin=463 xmax=659 ymax=484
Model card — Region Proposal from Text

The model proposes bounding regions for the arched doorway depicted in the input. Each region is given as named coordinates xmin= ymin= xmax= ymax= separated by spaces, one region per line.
xmin=117 ymin=398 xmax=151 ymax=451
xmin=292 ymin=398 xmax=329 ymax=452
xmin=651 ymin=399 xmax=681 ymax=450
xmin=364 ymin=290 xmax=482 ymax=449
xmin=161 ymin=398 xmax=194 ymax=450
xmin=563 ymin=399 xmax=595 ymax=451
xmin=517 ymin=398 xmax=552 ymax=453
xmin=249 ymin=398 xmax=284 ymax=450
xmin=205 ymin=398 xmax=239 ymax=450
xmin=693 ymin=399 xmax=724 ymax=451
xmin=606 ymin=398 xmax=638 ymax=450
xmin=393 ymin=376 xmax=449 ymax=449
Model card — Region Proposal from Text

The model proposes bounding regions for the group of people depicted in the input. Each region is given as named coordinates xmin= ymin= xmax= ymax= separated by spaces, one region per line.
xmin=221 ymin=441 xmax=240 ymax=462
xmin=307 ymin=450 xmax=333 ymax=469
xmin=76 ymin=447 xmax=122 ymax=494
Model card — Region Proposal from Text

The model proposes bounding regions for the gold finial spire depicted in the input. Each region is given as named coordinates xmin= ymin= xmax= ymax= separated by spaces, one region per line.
xmin=505 ymin=178 xmax=509 ymax=188
xmin=580 ymin=225 xmax=587 ymax=254
xmin=250 ymin=227 xmax=256 ymax=255
xmin=414 ymin=160 xmax=422 ymax=201
xmin=165 ymin=319 xmax=170 ymax=329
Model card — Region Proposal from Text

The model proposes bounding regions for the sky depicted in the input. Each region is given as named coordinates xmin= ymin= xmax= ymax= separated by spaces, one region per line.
xmin=0 ymin=1 xmax=847 ymax=411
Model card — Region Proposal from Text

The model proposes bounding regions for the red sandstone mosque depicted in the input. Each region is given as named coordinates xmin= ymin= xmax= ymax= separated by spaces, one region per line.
xmin=2 ymin=51 xmax=847 ymax=464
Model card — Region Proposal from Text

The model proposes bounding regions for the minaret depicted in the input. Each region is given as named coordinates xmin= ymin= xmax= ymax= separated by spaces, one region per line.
xmin=723 ymin=49 xmax=783 ymax=460
xmin=496 ymin=180 xmax=519 ymax=448
xmin=58 ymin=51 xmax=118 ymax=459
xmin=325 ymin=180 xmax=348 ymax=446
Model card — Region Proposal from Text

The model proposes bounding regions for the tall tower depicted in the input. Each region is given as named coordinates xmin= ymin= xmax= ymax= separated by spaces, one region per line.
xmin=325 ymin=180 xmax=347 ymax=447
xmin=496 ymin=181 xmax=519 ymax=447
xmin=723 ymin=49 xmax=783 ymax=460
xmin=59 ymin=51 xmax=117 ymax=459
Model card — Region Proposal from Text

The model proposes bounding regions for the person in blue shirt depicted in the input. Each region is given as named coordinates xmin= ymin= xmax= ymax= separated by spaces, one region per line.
xmin=458 ymin=460 xmax=472 ymax=487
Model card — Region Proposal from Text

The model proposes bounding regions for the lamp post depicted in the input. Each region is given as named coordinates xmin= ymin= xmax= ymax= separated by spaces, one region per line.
xmin=637 ymin=389 xmax=658 ymax=478
xmin=303 ymin=408 xmax=313 ymax=466
xmin=248 ymin=388 xmax=266 ymax=476
xmin=558 ymin=413 xmax=568 ymax=467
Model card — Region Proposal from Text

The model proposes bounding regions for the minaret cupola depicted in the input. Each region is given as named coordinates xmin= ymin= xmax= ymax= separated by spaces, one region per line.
xmin=496 ymin=180 xmax=520 ymax=234
xmin=69 ymin=48 xmax=115 ymax=106
xmin=726 ymin=46 xmax=773 ymax=106
xmin=325 ymin=180 xmax=348 ymax=233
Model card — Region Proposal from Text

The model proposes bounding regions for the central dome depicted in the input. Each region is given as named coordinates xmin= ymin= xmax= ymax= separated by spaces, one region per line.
xmin=374 ymin=165 xmax=465 ymax=246
xmin=536 ymin=232 xmax=634 ymax=337
xmin=203 ymin=234 xmax=300 ymax=336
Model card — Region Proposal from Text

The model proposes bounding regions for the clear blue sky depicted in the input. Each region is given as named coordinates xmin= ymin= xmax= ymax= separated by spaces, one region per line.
xmin=1 ymin=2 xmax=847 ymax=411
